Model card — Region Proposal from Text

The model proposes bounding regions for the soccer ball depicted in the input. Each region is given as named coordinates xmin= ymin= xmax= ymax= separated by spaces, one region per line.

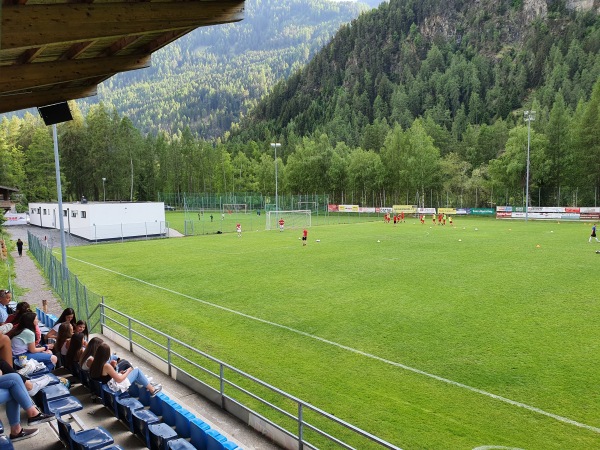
xmin=377 ymin=240 xmax=381 ymax=243
xmin=458 ymin=239 xmax=462 ymax=242
xmin=316 ymin=239 xmax=321 ymax=242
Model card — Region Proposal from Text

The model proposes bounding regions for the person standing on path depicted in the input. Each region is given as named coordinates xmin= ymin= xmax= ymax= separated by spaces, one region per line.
xmin=16 ymin=239 xmax=23 ymax=257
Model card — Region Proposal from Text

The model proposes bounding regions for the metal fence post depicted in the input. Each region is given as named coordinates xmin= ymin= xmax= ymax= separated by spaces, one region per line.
xmin=167 ymin=337 xmax=172 ymax=377
xmin=220 ymin=364 xmax=225 ymax=409
xmin=298 ymin=403 xmax=303 ymax=450
xmin=128 ymin=317 xmax=133 ymax=352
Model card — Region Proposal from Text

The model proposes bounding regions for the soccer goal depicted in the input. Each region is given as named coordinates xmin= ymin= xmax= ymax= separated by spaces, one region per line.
xmin=223 ymin=204 xmax=247 ymax=213
xmin=266 ymin=210 xmax=311 ymax=230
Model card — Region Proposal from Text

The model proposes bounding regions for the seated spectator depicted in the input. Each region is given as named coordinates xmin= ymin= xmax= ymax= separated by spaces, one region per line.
xmin=0 ymin=290 xmax=12 ymax=324
xmin=45 ymin=308 xmax=76 ymax=340
xmin=6 ymin=302 xmax=29 ymax=325
xmin=89 ymin=343 xmax=161 ymax=396
xmin=64 ymin=333 xmax=86 ymax=371
xmin=5 ymin=302 xmax=42 ymax=346
xmin=0 ymin=373 xmax=54 ymax=441
xmin=74 ymin=320 xmax=89 ymax=341
xmin=54 ymin=322 xmax=73 ymax=359
xmin=11 ymin=312 xmax=57 ymax=370
xmin=79 ymin=337 xmax=104 ymax=371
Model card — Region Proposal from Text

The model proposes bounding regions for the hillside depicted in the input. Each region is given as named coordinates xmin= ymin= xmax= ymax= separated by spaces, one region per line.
xmin=234 ymin=0 xmax=600 ymax=147
xmin=75 ymin=0 xmax=367 ymax=137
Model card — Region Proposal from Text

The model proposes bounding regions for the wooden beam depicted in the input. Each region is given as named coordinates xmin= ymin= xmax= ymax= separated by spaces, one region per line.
xmin=2 ymin=1 xmax=245 ymax=50
xmin=1 ymin=54 xmax=151 ymax=93
xmin=0 ymin=86 xmax=98 ymax=114
xmin=60 ymin=41 xmax=95 ymax=60
xmin=17 ymin=47 xmax=44 ymax=64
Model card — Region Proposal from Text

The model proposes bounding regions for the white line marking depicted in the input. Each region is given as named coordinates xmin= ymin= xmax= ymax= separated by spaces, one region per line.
xmin=70 ymin=256 xmax=600 ymax=434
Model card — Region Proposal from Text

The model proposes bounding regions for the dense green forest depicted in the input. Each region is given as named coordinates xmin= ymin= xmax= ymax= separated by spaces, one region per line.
xmin=2 ymin=0 xmax=600 ymax=210
xmin=77 ymin=0 xmax=367 ymax=137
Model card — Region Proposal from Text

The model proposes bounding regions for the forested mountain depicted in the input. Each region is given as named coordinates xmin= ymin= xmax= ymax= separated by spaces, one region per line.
xmin=2 ymin=0 xmax=600 ymax=211
xmin=75 ymin=0 xmax=366 ymax=137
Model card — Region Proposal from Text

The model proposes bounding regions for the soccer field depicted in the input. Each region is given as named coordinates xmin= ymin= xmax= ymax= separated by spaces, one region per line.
xmin=63 ymin=217 xmax=600 ymax=449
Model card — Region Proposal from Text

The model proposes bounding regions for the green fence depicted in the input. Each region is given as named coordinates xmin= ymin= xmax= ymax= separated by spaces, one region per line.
xmin=27 ymin=231 xmax=103 ymax=333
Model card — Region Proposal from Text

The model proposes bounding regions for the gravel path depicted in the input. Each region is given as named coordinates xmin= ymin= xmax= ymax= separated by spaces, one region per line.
xmin=2 ymin=225 xmax=89 ymax=316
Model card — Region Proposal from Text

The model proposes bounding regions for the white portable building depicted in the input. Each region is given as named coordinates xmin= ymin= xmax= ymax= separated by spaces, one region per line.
xmin=28 ymin=202 xmax=167 ymax=241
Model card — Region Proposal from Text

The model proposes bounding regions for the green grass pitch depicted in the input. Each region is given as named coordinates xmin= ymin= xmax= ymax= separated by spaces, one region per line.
xmin=63 ymin=217 xmax=600 ymax=449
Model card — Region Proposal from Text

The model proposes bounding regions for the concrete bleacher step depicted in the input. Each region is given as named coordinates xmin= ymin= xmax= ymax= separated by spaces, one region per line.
xmin=5 ymin=320 xmax=279 ymax=450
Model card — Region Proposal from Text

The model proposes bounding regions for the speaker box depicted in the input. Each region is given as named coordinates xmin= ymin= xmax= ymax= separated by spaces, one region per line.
xmin=37 ymin=102 xmax=73 ymax=125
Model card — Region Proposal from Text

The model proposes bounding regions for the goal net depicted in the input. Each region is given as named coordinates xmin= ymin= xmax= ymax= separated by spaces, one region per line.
xmin=223 ymin=204 xmax=247 ymax=213
xmin=266 ymin=210 xmax=311 ymax=231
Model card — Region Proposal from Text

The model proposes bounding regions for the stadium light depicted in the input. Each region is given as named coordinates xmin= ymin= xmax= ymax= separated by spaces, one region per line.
xmin=271 ymin=143 xmax=281 ymax=214
xmin=524 ymin=111 xmax=535 ymax=222
xmin=102 ymin=177 xmax=106 ymax=202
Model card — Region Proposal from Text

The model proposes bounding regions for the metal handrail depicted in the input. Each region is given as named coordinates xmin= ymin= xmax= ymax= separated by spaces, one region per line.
xmin=99 ymin=302 xmax=401 ymax=450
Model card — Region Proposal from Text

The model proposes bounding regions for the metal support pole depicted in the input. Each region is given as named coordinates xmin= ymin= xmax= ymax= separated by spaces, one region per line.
xmin=52 ymin=124 xmax=68 ymax=276
xmin=524 ymin=110 xmax=535 ymax=222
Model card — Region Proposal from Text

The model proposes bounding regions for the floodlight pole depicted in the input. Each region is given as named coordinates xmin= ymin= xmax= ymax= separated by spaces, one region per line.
xmin=52 ymin=124 xmax=68 ymax=274
xmin=524 ymin=110 xmax=535 ymax=222
xmin=271 ymin=143 xmax=281 ymax=219
xmin=102 ymin=177 xmax=106 ymax=202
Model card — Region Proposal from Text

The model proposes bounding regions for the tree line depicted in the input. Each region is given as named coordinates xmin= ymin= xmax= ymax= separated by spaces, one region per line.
xmin=1 ymin=76 xmax=600 ymax=210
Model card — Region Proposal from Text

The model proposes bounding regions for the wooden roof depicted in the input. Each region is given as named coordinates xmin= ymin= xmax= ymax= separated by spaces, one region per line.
xmin=0 ymin=0 xmax=245 ymax=115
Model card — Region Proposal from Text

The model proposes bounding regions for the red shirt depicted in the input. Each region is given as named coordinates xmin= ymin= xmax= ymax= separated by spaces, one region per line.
xmin=303 ymin=229 xmax=308 ymax=237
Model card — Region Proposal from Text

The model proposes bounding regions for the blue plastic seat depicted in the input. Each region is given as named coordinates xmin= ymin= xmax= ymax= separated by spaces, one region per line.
xmin=149 ymin=391 xmax=165 ymax=415
xmin=137 ymin=383 xmax=151 ymax=406
xmin=0 ymin=419 xmax=12 ymax=450
xmin=174 ymin=407 xmax=195 ymax=439
xmin=114 ymin=396 xmax=144 ymax=432
xmin=69 ymin=426 xmax=114 ymax=450
xmin=101 ymin=384 xmax=129 ymax=416
xmin=131 ymin=408 xmax=160 ymax=448
xmin=46 ymin=313 xmax=58 ymax=328
xmin=206 ymin=429 xmax=228 ymax=450
xmin=190 ymin=419 xmax=211 ymax=450
xmin=45 ymin=395 xmax=84 ymax=416
xmin=57 ymin=415 xmax=114 ymax=450
xmin=34 ymin=383 xmax=70 ymax=411
xmin=128 ymin=382 xmax=140 ymax=398
xmin=0 ymin=436 xmax=13 ymax=450
xmin=160 ymin=399 xmax=182 ymax=427
xmin=30 ymin=371 xmax=60 ymax=385
xmin=148 ymin=422 xmax=178 ymax=450
xmin=167 ymin=438 xmax=196 ymax=450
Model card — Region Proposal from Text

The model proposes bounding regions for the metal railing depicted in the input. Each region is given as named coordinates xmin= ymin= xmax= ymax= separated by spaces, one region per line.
xmin=98 ymin=302 xmax=401 ymax=450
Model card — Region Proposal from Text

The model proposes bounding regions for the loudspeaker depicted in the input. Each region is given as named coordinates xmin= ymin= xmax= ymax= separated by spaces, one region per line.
xmin=37 ymin=102 xmax=73 ymax=125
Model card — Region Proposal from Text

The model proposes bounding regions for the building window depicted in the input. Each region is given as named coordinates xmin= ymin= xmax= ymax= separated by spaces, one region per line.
xmin=43 ymin=209 xmax=47 ymax=215
xmin=71 ymin=211 xmax=78 ymax=218
xmin=81 ymin=211 xmax=87 ymax=218
xmin=63 ymin=210 xmax=67 ymax=217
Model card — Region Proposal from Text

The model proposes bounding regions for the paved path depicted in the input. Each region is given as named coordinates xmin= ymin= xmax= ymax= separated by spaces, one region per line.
xmin=4 ymin=225 xmax=65 ymax=315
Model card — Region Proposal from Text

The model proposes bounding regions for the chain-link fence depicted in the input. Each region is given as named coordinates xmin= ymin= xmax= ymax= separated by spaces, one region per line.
xmin=27 ymin=231 xmax=103 ymax=333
